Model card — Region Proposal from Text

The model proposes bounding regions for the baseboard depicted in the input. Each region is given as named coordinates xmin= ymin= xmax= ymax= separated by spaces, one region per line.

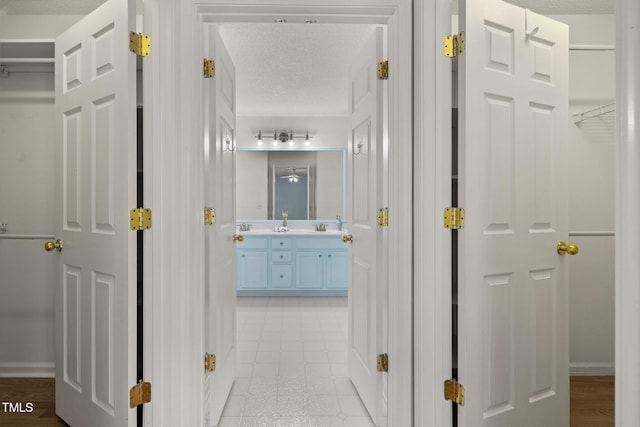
xmin=0 ymin=362 xmax=55 ymax=378
xmin=570 ymin=363 xmax=615 ymax=376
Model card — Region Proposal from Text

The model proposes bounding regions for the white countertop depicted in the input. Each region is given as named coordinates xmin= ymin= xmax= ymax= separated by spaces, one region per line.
xmin=236 ymin=228 xmax=345 ymax=236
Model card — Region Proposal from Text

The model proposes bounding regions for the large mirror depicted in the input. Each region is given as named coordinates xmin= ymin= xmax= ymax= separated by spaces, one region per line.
xmin=236 ymin=149 xmax=346 ymax=222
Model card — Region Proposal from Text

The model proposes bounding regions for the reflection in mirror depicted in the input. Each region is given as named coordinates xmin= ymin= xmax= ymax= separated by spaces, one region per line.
xmin=236 ymin=149 xmax=345 ymax=222
xmin=273 ymin=165 xmax=310 ymax=220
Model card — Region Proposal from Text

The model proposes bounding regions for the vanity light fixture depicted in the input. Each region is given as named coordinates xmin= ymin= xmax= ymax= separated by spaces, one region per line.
xmin=255 ymin=129 xmax=315 ymax=147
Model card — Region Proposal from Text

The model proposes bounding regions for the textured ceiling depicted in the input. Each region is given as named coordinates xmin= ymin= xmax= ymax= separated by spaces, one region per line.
xmin=219 ymin=23 xmax=374 ymax=116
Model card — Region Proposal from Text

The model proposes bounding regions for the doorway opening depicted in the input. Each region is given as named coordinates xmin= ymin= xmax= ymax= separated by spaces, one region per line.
xmin=218 ymin=20 xmax=384 ymax=425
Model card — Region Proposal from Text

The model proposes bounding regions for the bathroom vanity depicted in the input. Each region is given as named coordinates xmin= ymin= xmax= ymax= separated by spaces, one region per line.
xmin=236 ymin=231 xmax=348 ymax=296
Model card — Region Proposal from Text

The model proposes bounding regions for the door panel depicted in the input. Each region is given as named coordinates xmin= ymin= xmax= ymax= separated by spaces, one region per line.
xmin=55 ymin=1 xmax=136 ymax=426
xmin=347 ymin=26 xmax=386 ymax=426
xmin=203 ymin=25 xmax=237 ymax=427
xmin=458 ymin=2 xmax=568 ymax=426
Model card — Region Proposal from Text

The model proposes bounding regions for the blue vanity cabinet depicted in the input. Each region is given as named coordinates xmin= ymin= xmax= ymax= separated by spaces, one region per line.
xmin=236 ymin=235 xmax=348 ymax=295
xmin=271 ymin=238 xmax=294 ymax=289
xmin=295 ymin=237 xmax=348 ymax=294
xmin=325 ymin=250 xmax=348 ymax=290
xmin=237 ymin=237 xmax=269 ymax=291
xmin=295 ymin=251 xmax=324 ymax=289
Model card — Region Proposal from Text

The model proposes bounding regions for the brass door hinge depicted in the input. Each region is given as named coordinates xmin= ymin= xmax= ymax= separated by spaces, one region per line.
xmin=129 ymin=381 xmax=151 ymax=408
xmin=130 ymin=208 xmax=152 ymax=231
xmin=378 ymin=208 xmax=389 ymax=227
xmin=129 ymin=32 xmax=151 ymax=57
xmin=444 ymin=379 xmax=465 ymax=406
xmin=205 ymin=207 xmax=216 ymax=225
xmin=377 ymin=353 xmax=388 ymax=372
xmin=444 ymin=32 xmax=464 ymax=58
xmin=205 ymin=353 xmax=216 ymax=372
xmin=203 ymin=59 xmax=215 ymax=78
xmin=378 ymin=61 xmax=389 ymax=80
xmin=444 ymin=207 xmax=465 ymax=230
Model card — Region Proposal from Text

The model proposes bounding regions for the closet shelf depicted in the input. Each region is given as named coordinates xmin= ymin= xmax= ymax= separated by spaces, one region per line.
xmin=572 ymin=102 xmax=615 ymax=124
xmin=0 ymin=39 xmax=55 ymax=71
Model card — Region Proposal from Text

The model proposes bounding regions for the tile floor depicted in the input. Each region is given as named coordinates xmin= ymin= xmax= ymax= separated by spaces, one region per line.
xmin=219 ymin=296 xmax=375 ymax=427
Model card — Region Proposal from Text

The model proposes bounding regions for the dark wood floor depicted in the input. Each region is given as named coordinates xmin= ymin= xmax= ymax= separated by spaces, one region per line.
xmin=0 ymin=378 xmax=67 ymax=426
xmin=570 ymin=376 xmax=615 ymax=427
xmin=0 ymin=376 xmax=614 ymax=426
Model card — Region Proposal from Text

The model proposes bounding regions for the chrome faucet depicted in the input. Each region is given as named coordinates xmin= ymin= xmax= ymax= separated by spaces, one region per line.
xmin=313 ymin=223 xmax=327 ymax=232
xmin=238 ymin=223 xmax=252 ymax=232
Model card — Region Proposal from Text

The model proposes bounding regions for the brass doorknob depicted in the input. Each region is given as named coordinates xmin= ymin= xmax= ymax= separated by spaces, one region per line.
xmin=44 ymin=240 xmax=63 ymax=252
xmin=341 ymin=234 xmax=353 ymax=244
xmin=557 ymin=241 xmax=579 ymax=255
xmin=232 ymin=234 xmax=244 ymax=243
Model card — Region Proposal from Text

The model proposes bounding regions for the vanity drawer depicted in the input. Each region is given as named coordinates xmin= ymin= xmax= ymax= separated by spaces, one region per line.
xmin=238 ymin=237 xmax=269 ymax=249
xmin=296 ymin=237 xmax=345 ymax=250
xmin=271 ymin=264 xmax=293 ymax=289
xmin=271 ymin=238 xmax=293 ymax=249
xmin=272 ymin=251 xmax=293 ymax=263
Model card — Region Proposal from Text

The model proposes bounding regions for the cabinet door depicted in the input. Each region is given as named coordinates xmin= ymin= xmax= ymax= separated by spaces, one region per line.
xmin=237 ymin=251 xmax=268 ymax=289
xmin=326 ymin=251 xmax=348 ymax=290
xmin=296 ymin=251 xmax=324 ymax=289
xmin=271 ymin=264 xmax=293 ymax=289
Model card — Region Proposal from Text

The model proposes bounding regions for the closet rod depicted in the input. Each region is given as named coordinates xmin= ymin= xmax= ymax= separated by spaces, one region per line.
xmin=0 ymin=234 xmax=55 ymax=240
xmin=568 ymin=231 xmax=615 ymax=237
xmin=569 ymin=44 xmax=615 ymax=51
xmin=0 ymin=58 xmax=54 ymax=63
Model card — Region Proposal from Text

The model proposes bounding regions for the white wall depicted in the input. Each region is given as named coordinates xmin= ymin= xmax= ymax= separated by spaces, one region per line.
xmin=551 ymin=14 xmax=616 ymax=375
xmin=0 ymin=72 xmax=56 ymax=377
xmin=236 ymin=151 xmax=268 ymax=219
xmin=315 ymin=150 xmax=344 ymax=220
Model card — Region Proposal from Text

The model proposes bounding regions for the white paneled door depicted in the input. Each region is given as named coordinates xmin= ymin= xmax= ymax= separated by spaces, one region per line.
xmin=457 ymin=2 xmax=569 ymax=426
xmin=347 ymin=27 xmax=388 ymax=427
xmin=54 ymin=0 xmax=137 ymax=426
xmin=203 ymin=25 xmax=237 ymax=427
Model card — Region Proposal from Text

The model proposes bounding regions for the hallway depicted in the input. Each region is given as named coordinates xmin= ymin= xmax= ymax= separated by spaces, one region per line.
xmin=218 ymin=297 xmax=374 ymax=426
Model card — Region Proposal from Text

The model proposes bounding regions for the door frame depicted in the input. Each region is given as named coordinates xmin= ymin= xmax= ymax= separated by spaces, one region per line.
xmin=413 ymin=0 xmax=453 ymax=426
xmin=615 ymin=0 xmax=640 ymax=424
xmin=194 ymin=5 xmax=413 ymax=426
xmin=146 ymin=0 xmax=413 ymax=426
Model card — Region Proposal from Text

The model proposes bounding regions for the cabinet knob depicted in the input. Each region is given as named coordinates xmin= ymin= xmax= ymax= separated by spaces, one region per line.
xmin=280 ymin=255 xmax=284 ymax=259
xmin=318 ymin=254 xmax=322 ymax=258
xmin=241 ymin=254 xmax=245 ymax=258
xmin=280 ymin=275 xmax=284 ymax=279
xmin=328 ymin=254 xmax=332 ymax=258
xmin=280 ymin=242 xmax=284 ymax=246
